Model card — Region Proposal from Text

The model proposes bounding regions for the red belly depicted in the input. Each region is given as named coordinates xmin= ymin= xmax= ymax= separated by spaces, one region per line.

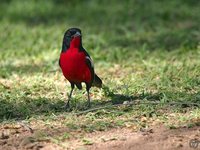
xmin=60 ymin=49 xmax=91 ymax=83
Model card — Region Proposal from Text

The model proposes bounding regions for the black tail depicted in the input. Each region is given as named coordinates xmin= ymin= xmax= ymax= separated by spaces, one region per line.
xmin=92 ymin=74 xmax=102 ymax=88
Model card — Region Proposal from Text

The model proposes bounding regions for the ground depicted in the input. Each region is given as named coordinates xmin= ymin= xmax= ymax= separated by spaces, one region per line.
xmin=0 ymin=0 xmax=200 ymax=150
xmin=1 ymin=123 xmax=200 ymax=150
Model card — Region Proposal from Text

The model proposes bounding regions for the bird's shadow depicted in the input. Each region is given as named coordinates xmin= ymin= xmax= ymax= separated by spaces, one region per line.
xmin=99 ymin=86 xmax=162 ymax=105
xmin=93 ymin=93 xmax=163 ymax=107
xmin=1 ymin=85 xmax=199 ymax=121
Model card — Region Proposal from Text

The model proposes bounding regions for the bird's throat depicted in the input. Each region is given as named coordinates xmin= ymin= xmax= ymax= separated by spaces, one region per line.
xmin=70 ymin=37 xmax=82 ymax=48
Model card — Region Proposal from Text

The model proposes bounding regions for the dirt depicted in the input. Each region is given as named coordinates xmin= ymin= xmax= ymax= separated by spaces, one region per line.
xmin=87 ymin=126 xmax=200 ymax=150
xmin=0 ymin=123 xmax=200 ymax=150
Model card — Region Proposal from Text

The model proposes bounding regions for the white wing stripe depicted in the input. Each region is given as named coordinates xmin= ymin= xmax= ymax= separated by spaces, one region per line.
xmin=86 ymin=56 xmax=94 ymax=68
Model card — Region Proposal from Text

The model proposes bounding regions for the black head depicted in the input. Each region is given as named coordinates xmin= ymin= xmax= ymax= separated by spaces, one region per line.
xmin=62 ymin=28 xmax=82 ymax=52
xmin=65 ymin=28 xmax=81 ymax=37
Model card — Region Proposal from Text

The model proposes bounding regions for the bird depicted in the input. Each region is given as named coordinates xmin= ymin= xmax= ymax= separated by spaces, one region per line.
xmin=59 ymin=28 xmax=102 ymax=108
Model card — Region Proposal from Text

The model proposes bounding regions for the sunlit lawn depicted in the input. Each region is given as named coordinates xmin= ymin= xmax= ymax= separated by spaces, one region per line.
xmin=0 ymin=0 xmax=200 ymax=142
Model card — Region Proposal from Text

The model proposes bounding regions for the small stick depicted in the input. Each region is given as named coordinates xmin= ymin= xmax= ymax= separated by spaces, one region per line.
xmin=18 ymin=122 xmax=34 ymax=133
xmin=74 ymin=100 xmax=200 ymax=115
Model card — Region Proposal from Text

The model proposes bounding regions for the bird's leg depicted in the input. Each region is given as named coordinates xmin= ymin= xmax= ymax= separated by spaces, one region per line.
xmin=87 ymin=90 xmax=91 ymax=108
xmin=65 ymin=83 xmax=74 ymax=108
xmin=86 ymin=85 xmax=91 ymax=108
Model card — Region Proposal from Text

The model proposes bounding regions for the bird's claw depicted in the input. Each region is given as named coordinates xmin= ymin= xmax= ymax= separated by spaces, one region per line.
xmin=86 ymin=102 xmax=91 ymax=108
xmin=62 ymin=103 xmax=72 ymax=111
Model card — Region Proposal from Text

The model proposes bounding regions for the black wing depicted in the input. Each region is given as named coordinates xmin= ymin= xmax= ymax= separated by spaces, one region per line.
xmin=83 ymin=47 xmax=102 ymax=88
xmin=84 ymin=49 xmax=102 ymax=88
xmin=85 ymin=55 xmax=95 ymax=86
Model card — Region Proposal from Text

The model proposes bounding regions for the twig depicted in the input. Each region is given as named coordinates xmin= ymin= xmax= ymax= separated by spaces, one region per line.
xmin=74 ymin=103 xmax=123 ymax=115
xmin=18 ymin=122 xmax=34 ymax=133
xmin=74 ymin=100 xmax=200 ymax=115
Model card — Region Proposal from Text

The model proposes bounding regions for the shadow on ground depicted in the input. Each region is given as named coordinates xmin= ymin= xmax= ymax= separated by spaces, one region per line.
xmin=1 ymin=85 xmax=199 ymax=121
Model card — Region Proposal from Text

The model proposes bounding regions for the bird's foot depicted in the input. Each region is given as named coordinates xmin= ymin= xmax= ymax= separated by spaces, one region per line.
xmin=86 ymin=102 xmax=91 ymax=108
xmin=62 ymin=103 xmax=72 ymax=111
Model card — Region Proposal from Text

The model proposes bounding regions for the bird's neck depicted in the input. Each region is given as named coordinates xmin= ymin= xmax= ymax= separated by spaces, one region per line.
xmin=70 ymin=37 xmax=82 ymax=49
xmin=62 ymin=36 xmax=82 ymax=53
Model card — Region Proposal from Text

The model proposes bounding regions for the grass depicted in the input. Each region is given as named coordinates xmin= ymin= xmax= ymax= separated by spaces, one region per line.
xmin=0 ymin=0 xmax=200 ymax=143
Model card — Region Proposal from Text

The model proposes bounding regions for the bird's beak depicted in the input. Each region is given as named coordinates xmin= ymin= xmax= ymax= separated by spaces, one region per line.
xmin=73 ymin=31 xmax=81 ymax=37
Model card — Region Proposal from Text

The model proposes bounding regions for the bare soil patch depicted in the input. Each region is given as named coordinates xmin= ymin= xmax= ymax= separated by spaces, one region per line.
xmin=0 ymin=124 xmax=200 ymax=150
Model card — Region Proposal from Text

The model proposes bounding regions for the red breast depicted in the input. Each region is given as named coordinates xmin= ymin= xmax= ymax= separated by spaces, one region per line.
xmin=60 ymin=42 xmax=92 ymax=83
